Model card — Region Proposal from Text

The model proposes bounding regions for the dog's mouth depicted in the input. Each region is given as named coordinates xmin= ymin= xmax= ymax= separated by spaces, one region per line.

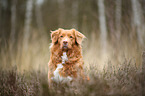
xmin=62 ymin=43 xmax=68 ymax=49
xmin=62 ymin=45 xmax=68 ymax=49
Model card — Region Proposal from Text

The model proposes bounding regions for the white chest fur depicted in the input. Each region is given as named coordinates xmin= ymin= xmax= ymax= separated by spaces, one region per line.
xmin=51 ymin=52 xmax=73 ymax=83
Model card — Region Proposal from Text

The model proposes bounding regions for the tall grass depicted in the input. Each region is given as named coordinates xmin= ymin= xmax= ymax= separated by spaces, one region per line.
xmin=0 ymin=29 xmax=144 ymax=95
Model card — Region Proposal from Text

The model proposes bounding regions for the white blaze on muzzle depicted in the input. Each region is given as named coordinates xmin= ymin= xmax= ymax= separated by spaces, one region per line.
xmin=64 ymin=38 xmax=68 ymax=42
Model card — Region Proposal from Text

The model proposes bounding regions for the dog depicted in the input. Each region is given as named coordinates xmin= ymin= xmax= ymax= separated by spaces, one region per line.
xmin=48 ymin=28 xmax=88 ymax=85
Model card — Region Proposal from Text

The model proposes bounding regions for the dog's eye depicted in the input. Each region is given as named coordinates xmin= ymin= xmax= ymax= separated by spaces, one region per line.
xmin=60 ymin=36 xmax=63 ymax=37
xmin=70 ymin=36 xmax=73 ymax=38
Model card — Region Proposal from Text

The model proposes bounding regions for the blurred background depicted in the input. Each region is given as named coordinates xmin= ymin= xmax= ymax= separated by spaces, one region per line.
xmin=0 ymin=0 xmax=145 ymax=73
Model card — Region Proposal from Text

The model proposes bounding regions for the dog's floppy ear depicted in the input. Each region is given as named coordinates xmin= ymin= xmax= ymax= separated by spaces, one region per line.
xmin=72 ymin=29 xmax=86 ymax=45
xmin=51 ymin=28 xmax=62 ymax=44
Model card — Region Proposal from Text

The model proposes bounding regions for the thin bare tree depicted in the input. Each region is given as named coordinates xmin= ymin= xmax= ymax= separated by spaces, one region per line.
xmin=35 ymin=0 xmax=44 ymax=35
xmin=131 ymin=0 xmax=144 ymax=46
xmin=57 ymin=0 xmax=65 ymax=27
xmin=71 ymin=0 xmax=78 ymax=29
xmin=23 ymin=0 xmax=33 ymax=50
xmin=10 ymin=0 xmax=17 ymax=44
xmin=115 ymin=0 xmax=122 ymax=40
xmin=98 ymin=0 xmax=107 ymax=55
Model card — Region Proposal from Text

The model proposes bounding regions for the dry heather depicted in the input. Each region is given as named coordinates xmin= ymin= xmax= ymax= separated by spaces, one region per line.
xmin=0 ymin=59 xmax=143 ymax=96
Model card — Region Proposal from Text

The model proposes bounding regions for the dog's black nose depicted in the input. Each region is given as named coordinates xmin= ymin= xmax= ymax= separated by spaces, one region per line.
xmin=63 ymin=41 xmax=68 ymax=45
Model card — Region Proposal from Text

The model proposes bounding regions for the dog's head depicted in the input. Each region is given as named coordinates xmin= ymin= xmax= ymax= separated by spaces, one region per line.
xmin=51 ymin=28 xmax=85 ymax=50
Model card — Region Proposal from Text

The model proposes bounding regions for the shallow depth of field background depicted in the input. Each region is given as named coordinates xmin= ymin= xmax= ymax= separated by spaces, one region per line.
xmin=0 ymin=0 xmax=145 ymax=95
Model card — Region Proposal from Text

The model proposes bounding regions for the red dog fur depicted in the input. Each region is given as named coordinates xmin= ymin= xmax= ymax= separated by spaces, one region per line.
xmin=48 ymin=28 xmax=87 ymax=84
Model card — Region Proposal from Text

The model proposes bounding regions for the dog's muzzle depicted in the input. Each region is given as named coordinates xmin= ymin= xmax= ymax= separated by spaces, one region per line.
xmin=63 ymin=41 xmax=68 ymax=49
